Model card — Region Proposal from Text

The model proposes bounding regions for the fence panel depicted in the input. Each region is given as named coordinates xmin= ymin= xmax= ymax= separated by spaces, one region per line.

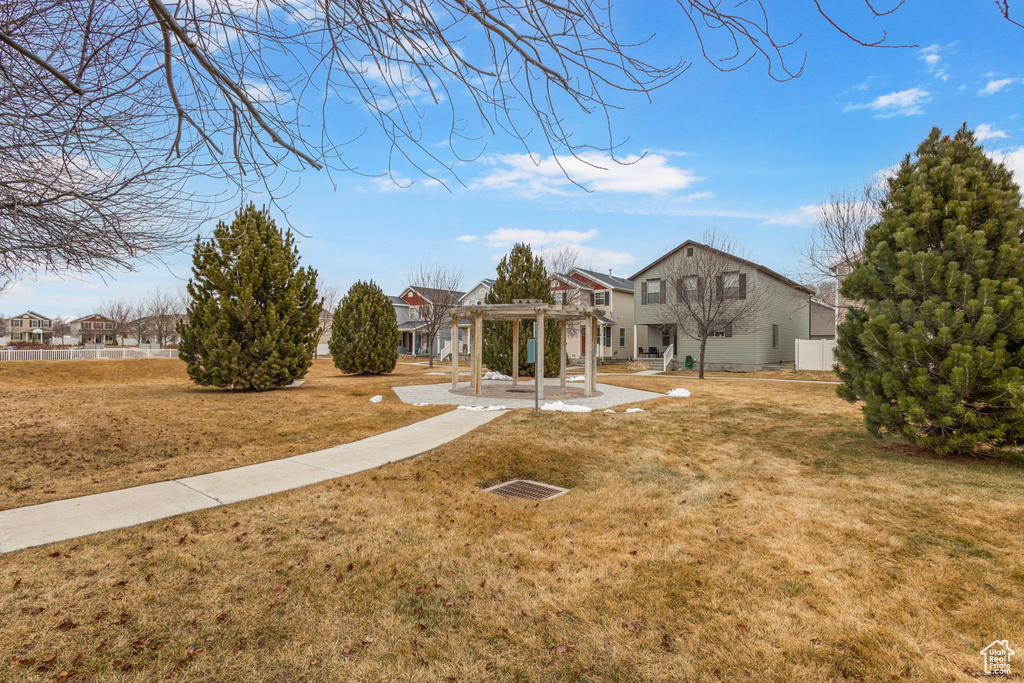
xmin=795 ymin=339 xmax=837 ymax=371
xmin=0 ymin=348 xmax=179 ymax=362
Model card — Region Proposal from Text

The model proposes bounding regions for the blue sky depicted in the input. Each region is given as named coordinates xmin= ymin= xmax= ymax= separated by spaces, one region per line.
xmin=4 ymin=2 xmax=1024 ymax=317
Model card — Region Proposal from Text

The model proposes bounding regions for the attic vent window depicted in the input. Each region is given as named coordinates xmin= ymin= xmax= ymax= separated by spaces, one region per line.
xmin=686 ymin=247 xmax=694 ymax=256
xmin=484 ymin=480 xmax=569 ymax=501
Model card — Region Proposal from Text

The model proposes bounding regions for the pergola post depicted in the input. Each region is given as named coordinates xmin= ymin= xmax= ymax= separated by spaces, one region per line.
xmin=512 ymin=320 xmax=520 ymax=387
xmin=474 ymin=313 xmax=483 ymax=396
xmin=450 ymin=314 xmax=459 ymax=391
xmin=468 ymin=322 xmax=475 ymax=390
xmin=585 ymin=314 xmax=596 ymax=397
xmin=633 ymin=323 xmax=638 ymax=360
xmin=536 ymin=309 xmax=545 ymax=400
xmin=559 ymin=320 xmax=567 ymax=388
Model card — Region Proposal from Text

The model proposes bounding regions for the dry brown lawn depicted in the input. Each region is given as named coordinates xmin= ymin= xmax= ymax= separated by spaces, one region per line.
xmin=0 ymin=359 xmax=451 ymax=509
xmin=659 ymin=369 xmax=840 ymax=382
xmin=1 ymin=366 xmax=1023 ymax=681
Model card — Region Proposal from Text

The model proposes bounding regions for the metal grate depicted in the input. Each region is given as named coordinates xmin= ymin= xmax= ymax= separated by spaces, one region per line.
xmin=484 ymin=479 xmax=569 ymax=501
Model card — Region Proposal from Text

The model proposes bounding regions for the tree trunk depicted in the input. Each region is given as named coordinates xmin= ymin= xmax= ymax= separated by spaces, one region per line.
xmin=428 ymin=333 xmax=435 ymax=367
xmin=698 ymin=335 xmax=707 ymax=379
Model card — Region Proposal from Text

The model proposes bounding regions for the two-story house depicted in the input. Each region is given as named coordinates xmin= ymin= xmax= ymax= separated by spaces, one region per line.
xmin=69 ymin=314 xmax=116 ymax=345
xmin=460 ymin=279 xmax=494 ymax=306
xmin=8 ymin=311 xmax=54 ymax=343
xmin=396 ymin=286 xmax=465 ymax=356
xmin=549 ymin=268 xmax=634 ymax=361
xmin=630 ymin=240 xmax=815 ymax=371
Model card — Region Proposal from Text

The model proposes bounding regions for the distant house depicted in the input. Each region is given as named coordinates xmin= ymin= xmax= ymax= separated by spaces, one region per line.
xmin=809 ymin=300 xmax=837 ymax=340
xmin=397 ymin=286 xmax=466 ymax=356
xmin=460 ymin=278 xmax=494 ymax=306
xmin=8 ymin=311 xmax=54 ymax=343
xmin=123 ymin=314 xmax=185 ymax=347
xmin=630 ymin=240 xmax=815 ymax=371
xmin=69 ymin=314 xmax=116 ymax=345
xmin=549 ymin=268 xmax=634 ymax=361
xmin=317 ymin=307 xmax=333 ymax=346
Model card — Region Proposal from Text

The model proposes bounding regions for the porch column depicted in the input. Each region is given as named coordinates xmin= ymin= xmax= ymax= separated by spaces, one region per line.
xmin=536 ymin=309 xmax=545 ymax=400
xmin=412 ymin=331 xmax=417 ymax=356
xmin=473 ymin=313 xmax=484 ymax=396
xmin=450 ymin=315 xmax=459 ymax=392
xmin=633 ymin=324 xmax=638 ymax=360
xmin=559 ymin=320 xmax=567 ymax=388
xmin=512 ymin=320 xmax=520 ymax=387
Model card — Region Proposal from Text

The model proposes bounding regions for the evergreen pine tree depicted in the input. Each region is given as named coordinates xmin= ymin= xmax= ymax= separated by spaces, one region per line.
xmin=329 ymin=280 xmax=399 ymax=374
xmin=836 ymin=125 xmax=1024 ymax=454
xmin=483 ymin=243 xmax=561 ymax=377
xmin=178 ymin=204 xmax=321 ymax=391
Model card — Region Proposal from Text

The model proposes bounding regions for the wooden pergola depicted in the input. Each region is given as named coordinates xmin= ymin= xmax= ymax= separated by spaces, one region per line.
xmin=449 ymin=300 xmax=607 ymax=399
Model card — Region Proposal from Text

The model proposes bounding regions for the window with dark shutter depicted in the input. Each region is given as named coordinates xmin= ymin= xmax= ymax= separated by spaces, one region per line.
xmin=659 ymin=281 xmax=666 ymax=304
xmin=725 ymin=323 xmax=733 ymax=337
xmin=772 ymin=324 xmax=779 ymax=348
xmin=619 ymin=328 xmax=625 ymax=347
xmin=738 ymin=273 xmax=747 ymax=299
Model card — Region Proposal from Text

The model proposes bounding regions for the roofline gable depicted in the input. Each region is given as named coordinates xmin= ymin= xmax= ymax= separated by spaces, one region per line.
xmin=628 ymin=240 xmax=813 ymax=295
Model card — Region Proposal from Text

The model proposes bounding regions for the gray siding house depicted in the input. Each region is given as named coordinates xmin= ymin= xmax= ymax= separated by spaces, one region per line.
xmin=629 ymin=241 xmax=815 ymax=371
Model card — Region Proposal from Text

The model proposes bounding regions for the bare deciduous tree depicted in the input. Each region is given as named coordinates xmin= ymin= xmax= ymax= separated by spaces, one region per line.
xmin=658 ymin=232 xmax=778 ymax=379
xmin=1 ymin=1 xmax=926 ymax=284
xmin=406 ymin=263 xmax=463 ymax=367
xmin=144 ymin=288 xmax=182 ymax=346
xmin=99 ymin=299 xmax=135 ymax=346
xmin=801 ymin=185 xmax=882 ymax=326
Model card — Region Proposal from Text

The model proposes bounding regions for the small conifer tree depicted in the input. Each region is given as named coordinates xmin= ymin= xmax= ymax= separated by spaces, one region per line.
xmin=836 ymin=125 xmax=1024 ymax=454
xmin=330 ymin=280 xmax=399 ymax=374
xmin=178 ymin=204 xmax=321 ymax=391
xmin=483 ymin=242 xmax=561 ymax=377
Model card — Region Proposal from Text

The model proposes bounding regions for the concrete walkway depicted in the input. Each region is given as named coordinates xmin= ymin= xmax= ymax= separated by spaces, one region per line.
xmin=0 ymin=409 xmax=505 ymax=554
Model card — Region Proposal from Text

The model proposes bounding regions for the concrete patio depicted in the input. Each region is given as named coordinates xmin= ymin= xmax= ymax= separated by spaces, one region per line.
xmin=393 ymin=378 xmax=665 ymax=410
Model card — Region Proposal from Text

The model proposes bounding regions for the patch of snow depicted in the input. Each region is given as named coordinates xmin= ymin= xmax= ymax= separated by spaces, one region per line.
xmin=483 ymin=371 xmax=513 ymax=380
xmin=457 ymin=405 xmax=507 ymax=411
xmin=566 ymin=375 xmax=585 ymax=382
xmin=625 ymin=408 xmax=645 ymax=413
xmin=667 ymin=388 xmax=691 ymax=397
xmin=413 ymin=402 xmax=430 ymax=406
xmin=369 ymin=395 xmax=383 ymax=403
xmin=604 ymin=409 xmax=616 ymax=413
xmin=541 ymin=401 xmax=593 ymax=413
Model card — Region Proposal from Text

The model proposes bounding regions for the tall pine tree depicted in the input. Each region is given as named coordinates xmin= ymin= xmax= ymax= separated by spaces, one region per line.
xmin=483 ymin=243 xmax=561 ymax=377
xmin=836 ymin=125 xmax=1024 ymax=455
xmin=178 ymin=204 xmax=321 ymax=391
xmin=329 ymin=280 xmax=399 ymax=374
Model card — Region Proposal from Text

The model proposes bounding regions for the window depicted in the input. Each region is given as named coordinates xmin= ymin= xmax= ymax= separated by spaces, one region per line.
xmin=679 ymin=275 xmax=698 ymax=302
xmin=603 ymin=327 xmax=611 ymax=347
xmin=711 ymin=323 xmax=733 ymax=338
xmin=772 ymin=324 xmax=779 ymax=348
xmin=12 ymin=319 xmax=21 ymax=327
xmin=686 ymin=247 xmax=694 ymax=257
xmin=619 ymin=327 xmax=625 ymax=347
xmin=553 ymin=291 xmax=564 ymax=305
xmin=593 ymin=291 xmax=609 ymax=306
xmin=722 ymin=272 xmax=742 ymax=299
xmin=662 ymin=329 xmax=672 ymax=347
xmin=82 ymin=322 xmax=91 ymax=330
xmin=643 ymin=279 xmax=662 ymax=305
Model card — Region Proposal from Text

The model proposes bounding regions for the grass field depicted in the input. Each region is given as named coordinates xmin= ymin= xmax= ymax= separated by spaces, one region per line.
xmin=2 ymin=363 xmax=1023 ymax=681
xmin=0 ymin=359 xmax=451 ymax=509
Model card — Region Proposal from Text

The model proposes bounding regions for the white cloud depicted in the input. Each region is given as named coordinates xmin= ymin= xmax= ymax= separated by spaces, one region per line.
xmin=762 ymin=205 xmax=820 ymax=227
xmin=539 ymin=245 xmax=635 ymax=271
xmin=919 ymin=45 xmax=948 ymax=81
xmin=455 ymin=234 xmax=477 ymax=242
xmin=844 ymin=87 xmax=931 ymax=117
xmin=473 ymin=151 xmax=702 ymax=196
xmin=979 ymin=78 xmax=1015 ymax=96
xmin=976 ymin=123 xmax=1009 ymax=141
xmin=988 ymin=146 xmax=1024 ymax=184
xmin=484 ymin=228 xmax=598 ymax=248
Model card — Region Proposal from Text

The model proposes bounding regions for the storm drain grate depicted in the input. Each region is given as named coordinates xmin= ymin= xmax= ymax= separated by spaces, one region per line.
xmin=484 ymin=479 xmax=569 ymax=501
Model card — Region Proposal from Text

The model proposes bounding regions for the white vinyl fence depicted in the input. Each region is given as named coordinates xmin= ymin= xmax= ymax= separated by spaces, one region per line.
xmin=0 ymin=348 xmax=179 ymax=362
xmin=795 ymin=339 xmax=837 ymax=371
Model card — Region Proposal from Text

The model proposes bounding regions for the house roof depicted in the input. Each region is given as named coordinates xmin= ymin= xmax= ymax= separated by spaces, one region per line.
xmin=628 ymin=240 xmax=814 ymax=295
xmin=571 ymin=268 xmax=633 ymax=292
xmin=459 ymin=279 xmax=495 ymax=302
xmin=404 ymin=286 xmax=466 ymax=304
xmin=398 ymin=320 xmax=427 ymax=331
xmin=69 ymin=313 xmax=114 ymax=324
xmin=389 ymin=295 xmax=410 ymax=306
xmin=12 ymin=310 xmax=51 ymax=320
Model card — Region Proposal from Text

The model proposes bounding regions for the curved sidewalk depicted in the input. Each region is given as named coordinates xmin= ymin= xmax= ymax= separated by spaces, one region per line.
xmin=0 ymin=408 xmax=505 ymax=554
